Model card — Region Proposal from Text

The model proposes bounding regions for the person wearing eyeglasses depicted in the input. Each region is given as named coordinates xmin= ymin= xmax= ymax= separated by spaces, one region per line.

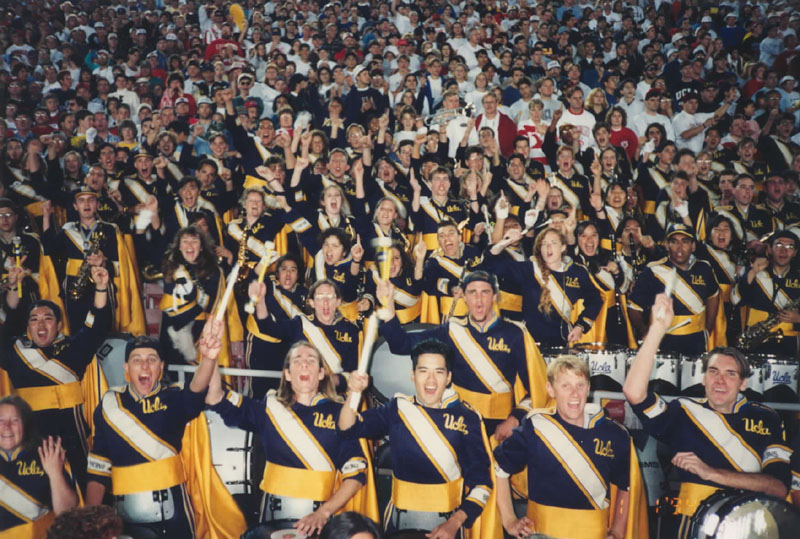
xmin=732 ymin=230 xmax=800 ymax=357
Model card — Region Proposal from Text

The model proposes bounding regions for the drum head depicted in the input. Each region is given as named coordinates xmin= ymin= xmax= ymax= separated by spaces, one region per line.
xmin=540 ymin=346 xmax=580 ymax=365
xmin=575 ymin=342 xmax=626 ymax=353
xmin=691 ymin=491 xmax=800 ymax=539
xmin=370 ymin=324 xmax=435 ymax=402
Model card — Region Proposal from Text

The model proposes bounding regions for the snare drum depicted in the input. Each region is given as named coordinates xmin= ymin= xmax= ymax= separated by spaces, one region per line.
xmin=96 ymin=336 xmax=131 ymax=388
xmin=689 ymin=490 xmax=800 ymax=539
xmin=370 ymin=324 xmax=434 ymax=402
xmin=762 ymin=357 xmax=800 ymax=403
xmin=680 ymin=357 xmax=706 ymax=397
xmin=575 ymin=343 xmax=629 ymax=391
xmin=627 ymin=353 xmax=682 ymax=396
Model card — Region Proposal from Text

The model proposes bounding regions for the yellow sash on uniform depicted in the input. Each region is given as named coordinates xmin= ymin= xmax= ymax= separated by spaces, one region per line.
xmin=261 ymin=394 xmax=336 ymax=498
xmin=16 ymin=382 xmax=83 ymax=411
xmin=299 ymin=317 xmax=344 ymax=373
xmin=0 ymin=475 xmax=52 ymax=530
xmin=448 ymin=322 xmax=513 ymax=419
xmin=101 ymin=389 xmax=186 ymax=494
xmin=14 ymin=340 xmax=79 ymax=385
xmin=394 ymin=396 xmax=463 ymax=512
xmin=680 ymin=399 xmax=761 ymax=473
xmin=530 ymin=413 xmax=610 ymax=510
xmin=533 ymin=261 xmax=572 ymax=322
xmin=527 ymin=501 xmax=608 ymax=539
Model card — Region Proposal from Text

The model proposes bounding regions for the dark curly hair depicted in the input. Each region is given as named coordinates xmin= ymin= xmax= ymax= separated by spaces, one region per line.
xmin=162 ymin=225 xmax=218 ymax=282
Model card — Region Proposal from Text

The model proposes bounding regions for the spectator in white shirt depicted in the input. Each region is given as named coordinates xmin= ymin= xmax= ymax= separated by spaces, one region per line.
xmin=630 ymin=89 xmax=675 ymax=141
xmin=672 ymin=92 xmax=733 ymax=153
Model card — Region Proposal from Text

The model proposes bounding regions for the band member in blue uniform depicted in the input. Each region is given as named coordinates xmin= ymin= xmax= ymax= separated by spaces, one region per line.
xmin=2 ymin=264 xmax=111 ymax=491
xmin=204 ymin=339 xmax=372 ymax=535
xmin=731 ymin=230 xmax=800 ymax=357
xmin=624 ymin=294 xmax=791 ymax=538
xmin=0 ymin=395 xmax=79 ymax=538
xmin=493 ymin=355 xmax=634 ymax=539
xmin=251 ymin=278 xmax=361 ymax=390
xmin=627 ymin=223 xmax=719 ymax=355
xmin=85 ymin=327 xmax=219 ymax=538
xmin=486 ymin=226 xmax=602 ymax=346
xmin=377 ymin=271 xmax=547 ymax=438
xmin=245 ymin=253 xmax=308 ymax=398
xmin=339 ymin=339 xmax=494 ymax=539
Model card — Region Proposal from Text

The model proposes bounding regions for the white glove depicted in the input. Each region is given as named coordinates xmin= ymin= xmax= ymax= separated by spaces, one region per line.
xmin=135 ymin=209 xmax=154 ymax=231
xmin=494 ymin=197 xmax=509 ymax=220
xmin=524 ymin=208 xmax=539 ymax=229
xmin=675 ymin=201 xmax=689 ymax=218
xmin=85 ymin=127 xmax=98 ymax=144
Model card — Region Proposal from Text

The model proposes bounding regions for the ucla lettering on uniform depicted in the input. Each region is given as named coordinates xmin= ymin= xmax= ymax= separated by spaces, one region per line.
xmin=786 ymin=279 xmax=800 ymax=289
xmin=335 ymin=330 xmax=353 ymax=343
xmin=691 ymin=275 xmax=706 ymax=286
xmin=313 ymin=412 xmax=336 ymax=430
xmin=486 ymin=337 xmax=511 ymax=353
xmin=593 ymin=438 xmax=614 ymax=458
xmin=565 ymin=276 xmax=580 ymax=288
xmin=443 ymin=413 xmax=469 ymax=435
xmin=744 ymin=419 xmax=771 ymax=436
xmin=141 ymin=396 xmax=168 ymax=414
xmin=17 ymin=460 xmax=45 ymax=476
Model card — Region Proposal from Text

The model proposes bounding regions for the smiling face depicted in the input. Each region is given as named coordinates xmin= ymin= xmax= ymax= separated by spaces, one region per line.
xmin=284 ymin=344 xmax=325 ymax=396
xmin=124 ymin=347 xmax=163 ymax=396
xmin=0 ymin=404 xmax=23 ymax=453
xmin=245 ymin=191 xmax=265 ymax=220
xmin=179 ymin=233 xmax=201 ymax=264
xmin=547 ymin=367 xmax=590 ymax=426
xmin=437 ymin=224 xmax=460 ymax=258
xmin=703 ymin=354 xmax=746 ymax=413
xmin=412 ymin=353 xmax=452 ymax=408
xmin=375 ymin=199 xmax=396 ymax=227
xmin=577 ymin=225 xmax=599 ymax=257
xmin=27 ymin=306 xmax=62 ymax=348
xmin=179 ymin=181 xmax=200 ymax=208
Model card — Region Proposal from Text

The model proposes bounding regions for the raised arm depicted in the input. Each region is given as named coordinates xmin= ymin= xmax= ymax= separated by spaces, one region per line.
xmin=623 ymin=293 xmax=673 ymax=405
xmin=38 ymin=436 xmax=78 ymax=514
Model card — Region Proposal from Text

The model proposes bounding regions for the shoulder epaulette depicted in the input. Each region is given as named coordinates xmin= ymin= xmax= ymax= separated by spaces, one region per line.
xmin=647 ymin=257 xmax=669 ymax=267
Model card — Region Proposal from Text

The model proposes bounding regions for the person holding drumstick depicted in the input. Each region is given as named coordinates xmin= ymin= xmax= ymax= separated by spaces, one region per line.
xmin=624 ymin=293 xmax=790 ymax=538
xmin=339 ymin=338 xmax=494 ymax=539
xmin=204 ymin=298 xmax=374 ymax=535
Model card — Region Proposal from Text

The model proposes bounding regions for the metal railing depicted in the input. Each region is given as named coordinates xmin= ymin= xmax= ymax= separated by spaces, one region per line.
xmin=591 ymin=390 xmax=800 ymax=411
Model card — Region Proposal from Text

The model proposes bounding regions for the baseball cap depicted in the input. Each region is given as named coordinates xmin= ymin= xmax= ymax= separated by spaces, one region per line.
xmin=665 ymin=223 xmax=695 ymax=240
xmin=546 ymin=60 xmax=560 ymax=70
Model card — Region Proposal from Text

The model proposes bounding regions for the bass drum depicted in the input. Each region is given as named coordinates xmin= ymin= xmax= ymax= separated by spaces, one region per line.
xmin=242 ymin=519 xmax=303 ymax=539
xmin=689 ymin=490 xmax=800 ymax=539
xmin=370 ymin=324 xmax=434 ymax=403
xmin=96 ymin=336 xmax=131 ymax=388
xmin=205 ymin=410 xmax=265 ymax=528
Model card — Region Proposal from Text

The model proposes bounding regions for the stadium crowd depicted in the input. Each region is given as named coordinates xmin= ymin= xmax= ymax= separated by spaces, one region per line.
xmin=2 ymin=0 xmax=800 ymax=537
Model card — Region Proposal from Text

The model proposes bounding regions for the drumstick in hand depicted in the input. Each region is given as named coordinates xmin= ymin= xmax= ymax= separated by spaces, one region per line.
xmin=348 ymin=312 xmax=379 ymax=411
xmin=215 ymin=264 xmax=240 ymax=322
xmin=654 ymin=268 xmax=677 ymax=321
xmin=245 ymin=248 xmax=271 ymax=314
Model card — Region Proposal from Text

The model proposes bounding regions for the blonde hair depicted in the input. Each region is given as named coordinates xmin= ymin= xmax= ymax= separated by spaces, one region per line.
xmin=533 ymin=227 xmax=568 ymax=315
xmin=276 ymin=341 xmax=341 ymax=406
xmin=547 ymin=355 xmax=590 ymax=385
